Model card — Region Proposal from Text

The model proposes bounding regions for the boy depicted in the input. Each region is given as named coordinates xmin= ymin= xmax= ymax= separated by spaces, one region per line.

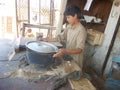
xmin=53 ymin=5 xmax=87 ymax=69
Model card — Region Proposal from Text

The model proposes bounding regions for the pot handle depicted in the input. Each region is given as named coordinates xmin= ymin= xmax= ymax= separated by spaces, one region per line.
xmin=52 ymin=57 xmax=62 ymax=66
xmin=61 ymin=54 xmax=73 ymax=61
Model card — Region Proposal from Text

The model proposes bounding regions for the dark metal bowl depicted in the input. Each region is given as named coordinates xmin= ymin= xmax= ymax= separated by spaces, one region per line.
xmin=25 ymin=41 xmax=58 ymax=67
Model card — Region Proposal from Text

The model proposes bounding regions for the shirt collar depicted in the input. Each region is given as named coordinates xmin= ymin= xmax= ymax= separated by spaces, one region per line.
xmin=69 ymin=22 xmax=80 ymax=29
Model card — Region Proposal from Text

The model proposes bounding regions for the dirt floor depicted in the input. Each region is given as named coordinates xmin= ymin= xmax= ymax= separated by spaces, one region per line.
xmin=0 ymin=38 xmax=118 ymax=90
xmin=0 ymin=51 xmax=105 ymax=90
xmin=83 ymin=66 xmax=106 ymax=90
xmin=0 ymin=51 xmax=72 ymax=90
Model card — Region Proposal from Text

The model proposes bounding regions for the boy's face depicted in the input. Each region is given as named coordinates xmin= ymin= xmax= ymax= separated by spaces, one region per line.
xmin=66 ymin=14 xmax=78 ymax=25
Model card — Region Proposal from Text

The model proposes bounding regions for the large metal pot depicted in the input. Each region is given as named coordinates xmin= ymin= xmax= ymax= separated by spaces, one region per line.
xmin=25 ymin=41 xmax=58 ymax=67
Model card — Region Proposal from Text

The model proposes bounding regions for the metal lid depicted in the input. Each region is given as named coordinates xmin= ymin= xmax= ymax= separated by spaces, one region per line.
xmin=26 ymin=41 xmax=58 ymax=53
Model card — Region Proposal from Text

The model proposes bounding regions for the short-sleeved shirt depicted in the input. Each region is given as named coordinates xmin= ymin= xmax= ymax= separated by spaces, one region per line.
xmin=58 ymin=22 xmax=87 ymax=68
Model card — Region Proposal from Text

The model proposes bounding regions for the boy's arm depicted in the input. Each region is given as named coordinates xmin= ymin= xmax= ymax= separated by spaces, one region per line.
xmin=53 ymin=48 xmax=82 ymax=58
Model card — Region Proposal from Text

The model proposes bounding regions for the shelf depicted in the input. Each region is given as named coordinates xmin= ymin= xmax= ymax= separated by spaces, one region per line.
xmin=86 ymin=22 xmax=106 ymax=25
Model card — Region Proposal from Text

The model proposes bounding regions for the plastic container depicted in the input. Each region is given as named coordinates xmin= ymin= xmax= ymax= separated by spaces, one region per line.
xmin=105 ymin=56 xmax=120 ymax=90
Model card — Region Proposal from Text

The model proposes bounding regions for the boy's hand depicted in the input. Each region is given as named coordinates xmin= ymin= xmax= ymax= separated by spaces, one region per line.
xmin=53 ymin=49 xmax=66 ymax=57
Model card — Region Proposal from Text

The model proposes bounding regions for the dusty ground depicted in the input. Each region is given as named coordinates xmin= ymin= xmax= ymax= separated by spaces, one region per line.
xmin=83 ymin=66 xmax=106 ymax=90
xmin=0 ymin=38 xmax=116 ymax=90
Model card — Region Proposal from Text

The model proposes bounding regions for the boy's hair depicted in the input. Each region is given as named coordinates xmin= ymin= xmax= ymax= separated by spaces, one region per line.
xmin=64 ymin=5 xmax=84 ymax=19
